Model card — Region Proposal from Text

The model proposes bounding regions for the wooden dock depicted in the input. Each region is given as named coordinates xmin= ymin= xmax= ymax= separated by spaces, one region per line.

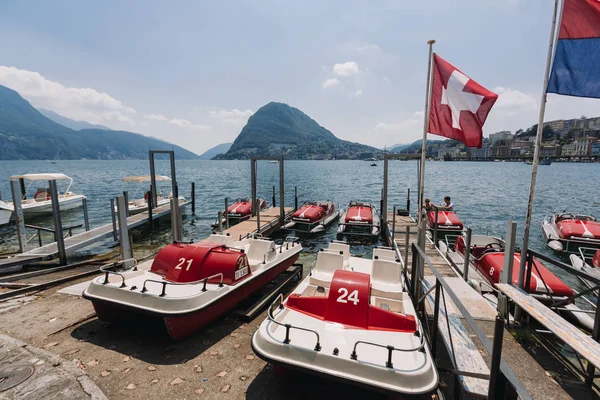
xmin=223 ymin=207 xmax=294 ymax=240
xmin=385 ymin=213 xmax=578 ymax=399
xmin=0 ymin=199 xmax=190 ymax=269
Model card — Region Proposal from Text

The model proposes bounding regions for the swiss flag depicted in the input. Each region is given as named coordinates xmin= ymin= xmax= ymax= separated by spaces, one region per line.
xmin=428 ymin=54 xmax=498 ymax=148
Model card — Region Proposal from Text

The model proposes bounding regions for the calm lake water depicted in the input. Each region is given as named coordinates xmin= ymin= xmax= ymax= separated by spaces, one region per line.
xmin=0 ymin=159 xmax=598 ymax=290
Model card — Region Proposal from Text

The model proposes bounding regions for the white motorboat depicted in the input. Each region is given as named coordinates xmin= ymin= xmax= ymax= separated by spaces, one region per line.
xmin=252 ymin=243 xmax=438 ymax=396
xmin=116 ymin=175 xmax=186 ymax=215
xmin=83 ymin=233 xmax=302 ymax=340
xmin=542 ymin=212 xmax=600 ymax=253
xmin=336 ymin=201 xmax=380 ymax=241
xmin=283 ymin=201 xmax=340 ymax=234
xmin=0 ymin=173 xmax=86 ymax=225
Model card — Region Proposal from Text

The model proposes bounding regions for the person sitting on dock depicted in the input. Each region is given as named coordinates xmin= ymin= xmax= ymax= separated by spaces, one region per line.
xmin=421 ymin=198 xmax=435 ymax=215
xmin=437 ymin=196 xmax=454 ymax=211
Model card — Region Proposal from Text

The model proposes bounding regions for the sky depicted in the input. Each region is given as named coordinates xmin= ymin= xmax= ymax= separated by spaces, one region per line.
xmin=1 ymin=0 xmax=599 ymax=155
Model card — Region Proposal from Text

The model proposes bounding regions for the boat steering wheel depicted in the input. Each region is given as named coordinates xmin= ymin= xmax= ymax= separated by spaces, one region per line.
xmin=559 ymin=213 xmax=575 ymax=221
xmin=482 ymin=243 xmax=503 ymax=254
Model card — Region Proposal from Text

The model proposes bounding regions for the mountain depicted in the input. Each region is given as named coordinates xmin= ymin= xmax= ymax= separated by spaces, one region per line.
xmin=199 ymin=142 xmax=232 ymax=160
xmin=216 ymin=102 xmax=378 ymax=160
xmin=391 ymin=139 xmax=442 ymax=153
xmin=0 ymin=85 xmax=199 ymax=160
xmin=38 ymin=108 xmax=111 ymax=130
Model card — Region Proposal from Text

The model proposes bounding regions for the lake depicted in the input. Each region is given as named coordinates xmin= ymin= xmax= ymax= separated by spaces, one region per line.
xmin=0 ymin=159 xmax=598 ymax=291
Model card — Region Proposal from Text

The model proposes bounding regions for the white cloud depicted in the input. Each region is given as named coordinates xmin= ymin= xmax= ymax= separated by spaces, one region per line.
xmin=322 ymin=78 xmax=341 ymax=89
xmin=209 ymin=108 xmax=253 ymax=127
xmin=143 ymin=113 xmax=210 ymax=130
xmin=493 ymin=86 xmax=537 ymax=111
xmin=354 ymin=90 xmax=363 ymax=96
xmin=0 ymin=66 xmax=137 ymax=126
xmin=333 ymin=61 xmax=359 ymax=77
xmin=382 ymin=77 xmax=392 ymax=84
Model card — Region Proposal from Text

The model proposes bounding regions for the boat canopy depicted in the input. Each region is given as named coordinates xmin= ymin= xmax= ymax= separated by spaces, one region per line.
xmin=123 ymin=175 xmax=171 ymax=183
xmin=10 ymin=173 xmax=71 ymax=181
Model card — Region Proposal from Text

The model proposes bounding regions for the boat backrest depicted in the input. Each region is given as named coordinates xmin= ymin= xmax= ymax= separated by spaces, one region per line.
xmin=327 ymin=242 xmax=350 ymax=262
xmin=314 ymin=251 xmax=344 ymax=275
xmin=204 ymin=234 xmax=234 ymax=246
xmin=247 ymin=239 xmax=275 ymax=262
xmin=371 ymin=259 xmax=402 ymax=286
xmin=373 ymin=248 xmax=397 ymax=262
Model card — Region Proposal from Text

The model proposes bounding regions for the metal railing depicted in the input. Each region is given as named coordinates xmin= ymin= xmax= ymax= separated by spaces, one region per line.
xmin=267 ymin=294 xmax=322 ymax=351
xmin=140 ymin=272 xmax=224 ymax=297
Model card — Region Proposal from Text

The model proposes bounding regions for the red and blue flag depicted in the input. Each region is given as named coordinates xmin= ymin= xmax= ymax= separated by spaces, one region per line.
xmin=547 ymin=0 xmax=600 ymax=98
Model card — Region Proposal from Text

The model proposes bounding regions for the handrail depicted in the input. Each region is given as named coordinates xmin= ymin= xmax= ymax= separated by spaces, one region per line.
xmin=100 ymin=263 xmax=127 ymax=288
xmin=528 ymin=248 xmax=600 ymax=286
xmin=267 ymin=294 xmax=322 ymax=352
xmin=350 ymin=328 xmax=425 ymax=369
xmin=140 ymin=273 xmax=224 ymax=297
xmin=411 ymin=242 xmax=532 ymax=400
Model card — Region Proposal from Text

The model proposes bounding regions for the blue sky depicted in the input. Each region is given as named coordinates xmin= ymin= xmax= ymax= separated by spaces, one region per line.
xmin=1 ymin=0 xmax=599 ymax=154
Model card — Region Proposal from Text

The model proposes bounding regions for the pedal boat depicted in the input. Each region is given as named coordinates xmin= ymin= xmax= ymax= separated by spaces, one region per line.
xmin=252 ymin=243 xmax=438 ymax=396
xmin=336 ymin=201 xmax=380 ymax=241
xmin=83 ymin=233 xmax=301 ymax=340
xmin=569 ymin=248 xmax=600 ymax=291
xmin=213 ymin=198 xmax=269 ymax=228
xmin=542 ymin=213 xmax=600 ymax=253
xmin=283 ymin=201 xmax=340 ymax=234
xmin=426 ymin=209 xmax=463 ymax=233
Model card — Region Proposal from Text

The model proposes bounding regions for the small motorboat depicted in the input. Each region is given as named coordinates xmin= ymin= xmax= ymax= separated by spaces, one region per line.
xmin=539 ymin=159 xmax=552 ymax=165
xmin=283 ymin=201 xmax=340 ymax=234
xmin=337 ymin=201 xmax=380 ymax=240
xmin=440 ymin=233 xmax=593 ymax=330
xmin=542 ymin=213 xmax=600 ymax=253
xmin=0 ymin=173 xmax=86 ymax=225
xmin=116 ymin=175 xmax=186 ymax=215
xmin=252 ymin=243 xmax=438 ymax=396
xmin=370 ymin=163 xmax=377 ymax=167
xmin=426 ymin=209 xmax=463 ymax=233
xmin=83 ymin=233 xmax=302 ymax=340
xmin=569 ymin=248 xmax=600 ymax=291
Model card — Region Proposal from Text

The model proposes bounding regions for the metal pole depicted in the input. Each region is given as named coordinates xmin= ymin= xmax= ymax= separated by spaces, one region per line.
xmin=586 ymin=293 xmax=600 ymax=385
xmin=147 ymin=191 xmax=153 ymax=230
xmin=488 ymin=315 xmax=506 ymax=399
xmin=123 ymin=191 xmax=129 ymax=217
xmin=404 ymin=226 xmax=410 ymax=275
xmin=380 ymin=188 xmax=384 ymax=221
xmin=407 ymin=188 xmax=411 ymax=214
xmin=256 ymin=197 xmax=261 ymax=236
xmin=10 ymin=179 xmax=27 ymax=253
xmin=501 ymin=222 xmax=519 ymax=319
xmin=272 ymin=186 xmax=276 ymax=208
xmin=82 ymin=198 xmax=90 ymax=231
xmin=169 ymin=151 xmax=177 ymax=198
xmin=463 ymin=227 xmax=472 ymax=281
xmin=251 ymin=159 xmax=257 ymax=216
xmin=224 ymin=198 xmax=229 ymax=229
xmin=49 ymin=179 xmax=66 ymax=265
xmin=383 ymin=156 xmax=388 ymax=225
xmin=218 ymin=211 xmax=223 ymax=233
xmin=191 ymin=182 xmax=196 ymax=214
xmin=433 ymin=208 xmax=439 ymax=248
xmin=417 ymin=39 xmax=436 ymax=227
xmin=279 ymin=155 xmax=284 ymax=224
xmin=170 ymin=197 xmax=182 ymax=243
xmin=294 ymin=186 xmax=298 ymax=210
xmin=519 ymin=0 xmax=561 ymax=288
xmin=149 ymin=151 xmax=158 ymax=210
xmin=110 ymin=198 xmax=118 ymax=241
xmin=431 ymin=280 xmax=442 ymax=358
xmin=392 ymin=206 xmax=396 ymax=238
xmin=116 ymin=195 xmax=133 ymax=261
xmin=19 ymin=178 xmax=26 ymax=200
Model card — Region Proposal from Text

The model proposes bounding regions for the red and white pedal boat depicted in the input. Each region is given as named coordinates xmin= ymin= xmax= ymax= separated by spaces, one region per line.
xmin=213 ymin=198 xmax=269 ymax=227
xmin=83 ymin=233 xmax=301 ymax=340
xmin=252 ymin=243 xmax=438 ymax=396
xmin=336 ymin=201 xmax=380 ymax=240
xmin=542 ymin=212 xmax=600 ymax=253
xmin=283 ymin=201 xmax=340 ymax=234
xmin=427 ymin=210 xmax=463 ymax=232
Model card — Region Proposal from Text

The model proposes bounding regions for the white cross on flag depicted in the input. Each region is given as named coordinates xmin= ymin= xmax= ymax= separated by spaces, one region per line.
xmin=428 ymin=54 xmax=498 ymax=148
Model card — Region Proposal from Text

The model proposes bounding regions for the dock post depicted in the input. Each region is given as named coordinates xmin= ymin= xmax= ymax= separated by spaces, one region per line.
xmin=169 ymin=151 xmax=178 ymax=198
xmin=19 ymin=178 xmax=26 ymax=200
xmin=191 ymin=182 xmax=196 ymax=214
xmin=404 ymin=226 xmax=410 ymax=275
xmin=82 ymin=198 xmax=90 ymax=231
xmin=380 ymin=188 xmax=384 ymax=221
xmin=382 ymin=156 xmax=388 ymax=225
xmin=224 ymin=198 xmax=229 ymax=229
xmin=10 ymin=179 xmax=27 ymax=253
xmin=49 ymin=179 xmax=67 ymax=266
xmin=149 ymin=151 xmax=158 ymax=209
xmin=433 ymin=208 xmax=439 ymax=248
xmin=586 ymin=294 xmax=600 ymax=385
xmin=502 ymin=222 xmax=518 ymax=320
xmin=392 ymin=206 xmax=396 ymax=238
xmin=170 ymin=197 xmax=182 ymax=243
xmin=462 ymin=227 xmax=472 ymax=282
xmin=123 ymin=191 xmax=129 ymax=217
xmin=110 ymin=198 xmax=118 ymax=241
xmin=272 ymin=186 xmax=276 ymax=208
xmin=431 ymin=280 xmax=441 ymax=358
xmin=218 ymin=211 xmax=223 ymax=233
xmin=256 ymin=198 xmax=261 ymax=236
xmin=116 ymin=195 xmax=134 ymax=261
xmin=147 ymin=191 xmax=154 ymax=230
xmin=488 ymin=315 xmax=506 ymax=399
xmin=279 ymin=155 xmax=284 ymax=225
xmin=406 ymin=188 xmax=410 ymax=214
xmin=250 ymin=159 xmax=257 ymax=217
xmin=294 ymin=186 xmax=298 ymax=210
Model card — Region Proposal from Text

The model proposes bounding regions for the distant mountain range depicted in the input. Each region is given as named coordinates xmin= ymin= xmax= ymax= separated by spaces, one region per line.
xmin=38 ymin=108 xmax=111 ymax=131
xmin=199 ymin=142 xmax=232 ymax=160
xmin=390 ymin=139 xmax=442 ymax=153
xmin=215 ymin=102 xmax=379 ymax=160
xmin=0 ymin=85 xmax=199 ymax=160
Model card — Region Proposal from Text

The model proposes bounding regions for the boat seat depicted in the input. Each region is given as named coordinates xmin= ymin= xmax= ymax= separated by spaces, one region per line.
xmin=204 ymin=234 xmax=234 ymax=246
xmin=371 ymin=258 xmax=403 ymax=299
xmin=309 ymin=251 xmax=344 ymax=287
xmin=247 ymin=239 xmax=275 ymax=268
xmin=373 ymin=248 xmax=397 ymax=262
xmin=327 ymin=242 xmax=350 ymax=264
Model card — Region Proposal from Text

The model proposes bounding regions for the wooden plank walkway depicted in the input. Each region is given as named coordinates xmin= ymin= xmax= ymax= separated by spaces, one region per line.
xmin=497 ymin=283 xmax=600 ymax=370
xmin=223 ymin=207 xmax=293 ymax=240
xmin=0 ymin=199 xmax=190 ymax=269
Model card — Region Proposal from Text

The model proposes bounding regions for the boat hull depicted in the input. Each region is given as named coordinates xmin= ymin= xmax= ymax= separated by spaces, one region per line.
xmin=22 ymin=195 xmax=86 ymax=216
xmin=542 ymin=215 xmax=600 ymax=253
xmin=91 ymin=253 xmax=300 ymax=340
xmin=284 ymin=211 xmax=340 ymax=234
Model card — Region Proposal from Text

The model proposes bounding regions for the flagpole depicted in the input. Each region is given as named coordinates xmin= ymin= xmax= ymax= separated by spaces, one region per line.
xmin=418 ymin=39 xmax=436 ymax=226
xmin=517 ymin=0 xmax=561 ymax=291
